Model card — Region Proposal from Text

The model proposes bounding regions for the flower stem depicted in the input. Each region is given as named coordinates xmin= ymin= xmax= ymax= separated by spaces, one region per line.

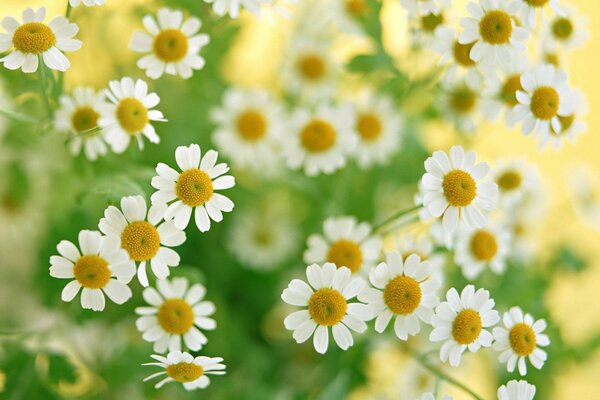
xmin=37 ymin=57 xmax=53 ymax=117
xmin=65 ymin=1 xmax=72 ymax=18
xmin=0 ymin=109 xmax=42 ymax=124
xmin=372 ymin=205 xmax=421 ymax=232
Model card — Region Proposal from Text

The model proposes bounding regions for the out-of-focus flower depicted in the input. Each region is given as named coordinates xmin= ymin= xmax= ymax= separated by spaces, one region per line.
xmin=69 ymin=0 xmax=105 ymax=7
xmin=497 ymin=380 xmax=536 ymax=400
xmin=439 ymin=77 xmax=483 ymax=133
xmin=454 ymin=224 xmax=511 ymax=280
xmin=480 ymin=55 xmax=528 ymax=124
xmin=541 ymin=5 xmax=588 ymax=50
xmin=395 ymin=234 xmax=445 ymax=284
xmin=516 ymin=0 xmax=561 ymax=30
xmin=492 ymin=158 xmax=540 ymax=207
xmin=143 ymin=351 xmax=225 ymax=390
xmin=434 ymin=26 xmax=485 ymax=90
xmin=540 ymin=89 xmax=587 ymax=149
xmin=0 ymin=7 xmax=82 ymax=73
xmin=420 ymin=393 xmax=453 ymax=400
xmin=204 ymin=0 xmax=272 ymax=18
xmin=569 ymin=167 xmax=600 ymax=230
xmin=400 ymin=0 xmax=451 ymax=17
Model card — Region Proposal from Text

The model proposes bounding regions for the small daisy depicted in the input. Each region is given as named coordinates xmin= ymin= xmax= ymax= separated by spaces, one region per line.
xmin=203 ymin=0 xmax=272 ymax=18
xmin=439 ymin=78 xmax=483 ymax=133
xmin=281 ymin=263 xmax=372 ymax=354
xmin=400 ymin=0 xmax=451 ymax=17
xmin=330 ymin=0 xmax=370 ymax=35
xmin=151 ymin=144 xmax=235 ymax=232
xmin=143 ymin=351 xmax=225 ymax=390
xmin=136 ymin=277 xmax=216 ymax=353
xmin=0 ymin=7 xmax=82 ymax=73
xmin=419 ymin=145 xmax=498 ymax=236
xmin=493 ymin=307 xmax=550 ymax=376
xmin=49 ymin=230 xmax=135 ymax=312
xmin=304 ymin=216 xmax=381 ymax=275
xmin=542 ymin=6 xmax=588 ymax=50
xmin=480 ymin=55 xmax=528 ymax=124
xmin=130 ymin=8 xmax=209 ymax=80
xmin=517 ymin=0 xmax=561 ymax=30
xmin=395 ymin=234 xmax=445 ymax=283
xmin=420 ymin=393 xmax=453 ymax=400
xmin=497 ymin=380 xmax=536 ymax=400
xmin=69 ymin=0 xmax=105 ymax=7
xmin=54 ymin=87 xmax=108 ymax=161
xmin=358 ymin=252 xmax=440 ymax=340
xmin=454 ymin=225 xmax=511 ymax=280
xmin=493 ymin=158 xmax=539 ymax=206
xmin=430 ymin=285 xmax=499 ymax=367
xmin=459 ymin=0 xmax=528 ymax=65
xmin=433 ymin=26 xmax=484 ymax=90
xmin=539 ymin=89 xmax=587 ymax=149
xmin=98 ymin=195 xmax=186 ymax=287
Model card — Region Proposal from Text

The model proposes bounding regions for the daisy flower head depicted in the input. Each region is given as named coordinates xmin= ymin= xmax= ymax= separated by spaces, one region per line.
xmin=136 ymin=277 xmax=216 ymax=353
xmin=69 ymin=0 xmax=105 ymax=7
xmin=439 ymin=77 xmax=483 ymax=133
xmin=0 ymin=7 xmax=82 ymax=73
xmin=98 ymin=195 xmax=186 ymax=287
xmin=49 ymin=230 xmax=135 ymax=311
xmin=493 ymin=158 xmax=539 ymax=206
xmin=130 ymin=8 xmax=209 ymax=80
xmin=430 ymin=285 xmax=499 ymax=367
xmin=454 ymin=224 xmax=511 ymax=280
xmin=542 ymin=5 xmax=588 ymax=51
xmin=203 ymin=0 xmax=272 ymax=18
xmin=420 ymin=145 xmax=498 ymax=237
xmin=400 ymin=0 xmax=451 ymax=17
xmin=143 ymin=351 xmax=225 ymax=390
xmin=433 ymin=26 xmax=484 ymax=91
xmin=304 ymin=216 xmax=381 ymax=275
xmin=151 ymin=144 xmax=235 ymax=232
xmin=329 ymin=0 xmax=370 ymax=35
xmin=498 ymin=380 xmax=536 ymax=400
xmin=395 ymin=234 xmax=445 ymax=284
xmin=480 ymin=55 xmax=528 ymax=124
xmin=358 ymin=252 xmax=440 ymax=340
xmin=539 ymin=88 xmax=587 ymax=149
xmin=99 ymin=77 xmax=166 ymax=153
xmin=517 ymin=0 xmax=561 ymax=30
xmin=281 ymin=263 xmax=372 ymax=354
xmin=459 ymin=0 xmax=528 ymax=65
xmin=493 ymin=306 xmax=550 ymax=375
xmin=283 ymin=104 xmax=357 ymax=176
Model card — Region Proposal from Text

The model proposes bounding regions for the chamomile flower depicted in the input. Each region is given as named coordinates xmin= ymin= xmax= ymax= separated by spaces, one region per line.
xmin=143 ymin=351 xmax=225 ymax=390
xmin=459 ymin=0 xmax=528 ymax=65
xmin=434 ymin=26 xmax=484 ymax=90
xmin=281 ymin=263 xmax=372 ymax=354
xmin=497 ymin=380 xmax=536 ymax=400
xmin=304 ymin=216 xmax=381 ymax=275
xmin=129 ymin=8 xmax=209 ymax=80
xmin=358 ymin=252 xmax=440 ymax=340
xmin=69 ymin=0 xmax=105 ymax=7
xmin=539 ymin=89 xmax=587 ymax=149
xmin=395 ymin=234 xmax=445 ymax=283
xmin=99 ymin=77 xmax=166 ymax=153
xmin=480 ymin=56 xmax=528 ymax=124
xmin=150 ymin=144 xmax=235 ymax=232
xmin=414 ymin=10 xmax=449 ymax=47
xmin=400 ymin=0 xmax=451 ymax=17
xmin=136 ymin=277 xmax=216 ymax=353
xmin=49 ymin=230 xmax=135 ymax=312
xmin=430 ymin=285 xmax=499 ymax=367
xmin=283 ymin=105 xmax=357 ymax=176
xmin=455 ymin=225 xmax=511 ymax=280
xmin=420 ymin=145 xmax=498 ymax=236
xmin=330 ymin=0 xmax=370 ymax=35
xmin=542 ymin=6 xmax=588 ymax=50
xmin=98 ymin=195 xmax=186 ymax=287
xmin=439 ymin=78 xmax=483 ymax=133
xmin=493 ymin=307 xmax=550 ymax=376
xmin=0 ymin=7 xmax=82 ymax=73
xmin=54 ymin=87 xmax=109 ymax=161
xmin=517 ymin=0 xmax=561 ymax=30
xmin=203 ymin=0 xmax=272 ymax=18
xmin=493 ymin=158 xmax=539 ymax=206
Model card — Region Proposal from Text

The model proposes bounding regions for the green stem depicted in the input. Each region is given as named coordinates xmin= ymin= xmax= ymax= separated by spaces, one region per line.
xmin=37 ymin=57 xmax=53 ymax=116
xmin=0 ymin=109 xmax=42 ymax=124
xmin=372 ymin=205 xmax=420 ymax=232
xmin=65 ymin=2 xmax=72 ymax=18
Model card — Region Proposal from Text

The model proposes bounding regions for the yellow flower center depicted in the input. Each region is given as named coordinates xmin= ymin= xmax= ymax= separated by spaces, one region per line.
xmin=345 ymin=0 xmax=368 ymax=15
xmin=253 ymin=229 xmax=273 ymax=245
xmin=543 ymin=52 xmax=559 ymax=67
xmin=470 ymin=230 xmax=498 ymax=261
xmin=176 ymin=169 xmax=214 ymax=207
xmin=120 ymin=221 xmax=161 ymax=262
xmin=479 ymin=10 xmax=513 ymax=45
xmin=383 ymin=275 xmax=422 ymax=315
xmin=71 ymin=106 xmax=100 ymax=133
xmin=497 ymin=170 xmax=522 ymax=191
xmin=553 ymin=114 xmax=574 ymax=135
xmin=530 ymin=86 xmax=560 ymax=121
xmin=300 ymin=119 xmax=336 ymax=153
xmin=356 ymin=113 xmax=382 ymax=141
xmin=158 ymin=298 xmax=195 ymax=334
xmin=552 ymin=17 xmax=573 ymax=40
xmin=452 ymin=309 xmax=482 ymax=345
xmin=297 ymin=54 xmax=326 ymax=81
xmin=421 ymin=13 xmax=444 ymax=33
xmin=236 ymin=109 xmax=267 ymax=141
xmin=308 ymin=288 xmax=347 ymax=326
xmin=153 ymin=29 xmax=188 ymax=62
xmin=73 ymin=255 xmax=111 ymax=289
xmin=12 ymin=22 xmax=56 ymax=54
xmin=116 ymin=98 xmax=149 ymax=134
xmin=500 ymin=75 xmax=523 ymax=107
xmin=450 ymin=87 xmax=477 ymax=114
xmin=327 ymin=239 xmax=363 ymax=273
xmin=166 ymin=362 xmax=204 ymax=383
xmin=453 ymin=41 xmax=476 ymax=67
xmin=443 ymin=170 xmax=477 ymax=207
xmin=509 ymin=323 xmax=537 ymax=356
xmin=525 ymin=0 xmax=548 ymax=7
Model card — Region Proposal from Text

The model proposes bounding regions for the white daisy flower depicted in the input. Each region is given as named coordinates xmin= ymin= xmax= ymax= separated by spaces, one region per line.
xmin=493 ymin=158 xmax=539 ymax=206
xmin=497 ymin=380 xmax=536 ymax=400
xmin=99 ymin=77 xmax=166 ymax=153
xmin=420 ymin=393 xmax=453 ymax=400
xmin=395 ymin=234 xmax=445 ymax=284
xmin=54 ymin=87 xmax=109 ymax=161
xmin=508 ymin=64 xmax=574 ymax=138
xmin=329 ymin=0 xmax=370 ymax=35
xmin=151 ymin=144 xmax=235 ymax=232
xmin=568 ymin=167 xmax=600 ymax=230
xmin=419 ymin=145 xmax=498 ymax=237
xmin=517 ymin=0 xmax=561 ymax=30
xmin=284 ymin=104 xmax=357 ymax=176
xmin=204 ymin=0 xmax=272 ymax=18
xmin=413 ymin=10 xmax=449 ymax=47
xmin=98 ymin=195 xmax=186 ymax=287
xmin=539 ymin=89 xmax=587 ymax=149
xmin=281 ymin=263 xmax=372 ymax=354
xmin=400 ymin=0 xmax=451 ymax=17
xmin=542 ymin=5 xmax=588 ymax=50
xmin=129 ymin=8 xmax=209 ymax=80
xmin=0 ymin=7 xmax=82 ymax=73
xmin=459 ymin=0 xmax=529 ymax=65
xmin=143 ymin=351 xmax=225 ymax=390
xmin=493 ymin=307 xmax=550 ymax=376
xmin=454 ymin=225 xmax=511 ymax=280
xmin=433 ymin=26 xmax=484 ymax=91
xmin=69 ymin=0 xmax=105 ymax=7
xmin=304 ymin=216 xmax=381 ymax=275
xmin=430 ymin=285 xmax=499 ymax=367
xmin=136 ymin=277 xmax=216 ymax=353
xmin=358 ymin=252 xmax=440 ymax=340
xmin=49 ymin=230 xmax=135 ymax=312
xmin=480 ymin=55 xmax=528 ymax=124
xmin=439 ymin=77 xmax=483 ymax=133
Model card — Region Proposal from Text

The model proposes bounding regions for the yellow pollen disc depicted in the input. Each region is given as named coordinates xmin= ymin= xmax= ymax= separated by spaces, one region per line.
xmin=383 ymin=275 xmax=422 ymax=315
xmin=300 ymin=119 xmax=336 ymax=153
xmin=450 ymin=87 xmax=477 ymax=114
xmin=116 ymin=98 xmax=149 ymax=134
xmin=452 ymin=309 xmax=482 ymax=345
xmin=421 ymin=13 xmax=444 ymax=32
xmin=552 ymin=18 xmax=573 ymax=40
xmin=479 ymin=10 xmax=513 ymax=45
xmin=356 ymin=113 xmax=382 ymax=141
xmin=12 ymin=22 xmax=56 ymax=54
xmin=553 ymin=114 xmax=574 ymax=134
xmin=253 ymin=229 xmax=272 ymax=245
xmin=509 ymin=323 xmax=537 ymax=356
xmin=176 ymin=169 xmax=214 ymax=207
xmin=236 ymin=109 xmax=267 ymax=141
xmin=345 ymin=0 xmax=368 ymax=15
xmin=470 ymin=230 xmax=498 ymax=261
xmin=73 ymin=255 xmax=111 ymax=289
xmin=443 ymin=170 xmax=477 ymax=207
xmin=453 ymin=41 xmax=476 ymax=67
xmin=525 ymin=0 xmax=548 ymax=6
xmin=500 ymin=75 xmax=523 ymax=107
xmin=497 ymin=170 xmax=522 ymax=191
xmin=543 ymin=52 xmax=559 ymax=67
xmin=158 ymin=299 xmax=195 ymax=334
xmin=297 ymin=54 xmax=326 ymax=81
xmin=71 ymin=106 xmax=100 ymax=132
xmin=327 ymin=239 xmax=363 ymax=273
xmin=308 ymin=288 xmax=347 ymax=326
xmin=530 ymin=86 xmax=560 ymax=120
xmin=166 ymin=362 xmax=204 ymax=383
xmin=120 ymin=221 xmax=161 ymax=262
xmin=153 ymin=29 xmax=188 ymax=62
